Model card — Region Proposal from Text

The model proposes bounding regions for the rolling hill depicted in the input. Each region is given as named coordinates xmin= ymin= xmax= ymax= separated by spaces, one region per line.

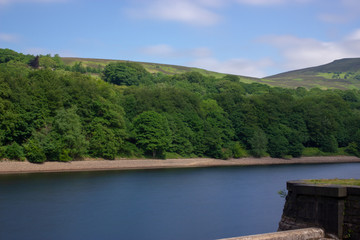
xmin=264 ymin=58 xmax=360 ymax=89
xmin=61 ymin=57 xmax=260 ymax=84
xmin=62 ymin=56 xmax=360 ymax=90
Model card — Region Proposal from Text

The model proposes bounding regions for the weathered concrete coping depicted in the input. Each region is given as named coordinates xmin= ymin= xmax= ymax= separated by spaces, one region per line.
xmin=287 ymin=180 xmax=360 ymax=197
xmin=218 ymin=227 xmax=325 ymax=240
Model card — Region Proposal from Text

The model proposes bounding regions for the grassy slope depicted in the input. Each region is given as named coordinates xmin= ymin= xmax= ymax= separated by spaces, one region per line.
xmin=264 ymin=58 xmax=360 ymax=90
xmin=61 ymin=57 xmax=259 ymax=83
xmin=63 ymin=57 xmax=360 ymax=90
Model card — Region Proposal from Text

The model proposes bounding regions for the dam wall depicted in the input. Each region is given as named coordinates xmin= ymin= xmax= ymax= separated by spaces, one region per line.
xmin=278 ymin=180 xmax=360 ymax=239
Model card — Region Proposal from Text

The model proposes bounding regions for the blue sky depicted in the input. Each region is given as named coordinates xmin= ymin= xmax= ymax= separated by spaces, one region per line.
xmin=1 ymin=0 xmax=360 ymax=77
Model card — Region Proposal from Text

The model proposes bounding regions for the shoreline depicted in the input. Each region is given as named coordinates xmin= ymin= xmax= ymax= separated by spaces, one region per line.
xmin=0 ymin=156 xmax=360 ymax=175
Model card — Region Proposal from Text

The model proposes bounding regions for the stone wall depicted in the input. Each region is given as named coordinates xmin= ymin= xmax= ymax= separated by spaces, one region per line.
xmin=219 ymin=227 xmax=325 ymax=240
xmin=278 ymin=180 xmax=360 ymax=239
xmin=343 ymin=187 xmax=360 ymax=239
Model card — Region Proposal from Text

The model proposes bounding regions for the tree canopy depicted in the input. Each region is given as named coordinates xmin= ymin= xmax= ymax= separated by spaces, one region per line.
xmin=103 ymin=62 xmax=151 ymax=86
xmin=2 ymin=48 xmax=360 ymax=162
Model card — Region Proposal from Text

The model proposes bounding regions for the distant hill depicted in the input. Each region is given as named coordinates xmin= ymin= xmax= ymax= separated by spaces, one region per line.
xmin=264 ymin=58 xmax=360 ymax=89
xmin=61 ymin=57 xmax=259 ymax=84
xmin=63 ymin=57 xmax=360 ymax=90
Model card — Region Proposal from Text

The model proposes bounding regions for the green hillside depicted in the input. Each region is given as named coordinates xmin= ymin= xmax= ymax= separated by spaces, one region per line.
xmin=63 ymin=57 xmax=360 ymax=90
xmin=265 ymin=58 xmax=360 ymax=89
xmin=62 ymin=57 xmax=259 ymax=84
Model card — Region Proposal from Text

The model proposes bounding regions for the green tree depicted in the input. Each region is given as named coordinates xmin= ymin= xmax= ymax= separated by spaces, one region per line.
xmin=52 ymin=107 xmax=88 ymax=160
xmin=71 ymin=62 xmax=86 ymax=73
xmin=103 ymin=62 xmax=151 ymax=86
xmin=319 ymin=135 xmax=338 ymax=153
xmin=223 ymin=74 xmax=240 ymax=82
xmin=200 ymin=99 xmax=234 ymax=158
xmin=39 ymin=56 xmax=57 ymax=69
xmin=249 ymin=128 xmax=268 ymax=157
xmin=267 ymin=134 xmax=289 ymax=158
xmin=133 ymin=111 xmax=171 ymax=158
xmin=89 ymin=123 xmax=119 ymax=160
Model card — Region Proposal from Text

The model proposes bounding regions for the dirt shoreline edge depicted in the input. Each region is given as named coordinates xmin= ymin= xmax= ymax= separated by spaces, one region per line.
xmin=1 ymin=156 xmax=360 ymax=175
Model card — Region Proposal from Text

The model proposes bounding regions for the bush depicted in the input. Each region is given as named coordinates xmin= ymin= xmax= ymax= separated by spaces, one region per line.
xmin=59 ymin=149 xmax=72 ymax=162
xmin=288 ymin=142 xmax=304 ymax=158
xmin=24 ymin=139 xmax=46 ymax=163
xmin=319 ymin=135 xmax=338 ymax=153
xmin=345 ymin=142 xmax=360 ymax=157
xmin=221 ymin=148 xmax=233 ymax=160
xmin=5 ymin=142 xmax=24 ymax=160
xmin=231 ymin=142 xmax=248 ymax=158
xmin=267 ymin=135 xmax=289 ymax=158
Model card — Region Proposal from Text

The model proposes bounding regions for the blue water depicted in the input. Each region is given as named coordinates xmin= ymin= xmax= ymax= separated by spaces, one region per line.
xmin=1 ymin=163 xmax=360 ymax=240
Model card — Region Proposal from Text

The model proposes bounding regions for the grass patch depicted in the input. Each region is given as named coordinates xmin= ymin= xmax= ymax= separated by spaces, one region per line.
xmin=317 ymin=72 xmax=334 ymax=79
xmin=302 ymin=147 xmax=348 ymax=157
xmin=305 ymin=179 xmax=360 ymax=186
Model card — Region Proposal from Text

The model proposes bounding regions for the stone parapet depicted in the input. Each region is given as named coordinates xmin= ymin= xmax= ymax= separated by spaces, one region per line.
xmin=219 ymin=227 xmax=325 ymax=240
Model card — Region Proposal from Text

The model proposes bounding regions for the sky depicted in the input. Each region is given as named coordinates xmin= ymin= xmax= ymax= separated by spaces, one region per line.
xmin=1 ymin=0 xmax=360 ymax=77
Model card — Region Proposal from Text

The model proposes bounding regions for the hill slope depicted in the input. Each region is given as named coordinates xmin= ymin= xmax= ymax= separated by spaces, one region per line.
xmin=264 ymin=58 xmax=360 ymax=89
xmin=62 ymin=57 xmax=260 ymax=84
xmin=64 ymin=57 xmax=360 ymax=89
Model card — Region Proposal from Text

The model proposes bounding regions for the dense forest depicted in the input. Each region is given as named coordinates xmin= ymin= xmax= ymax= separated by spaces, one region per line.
xmin=1 ymin=48 xmax=360 ymax=163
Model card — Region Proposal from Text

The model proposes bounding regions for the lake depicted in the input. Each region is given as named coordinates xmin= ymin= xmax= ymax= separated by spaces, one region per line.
xmin=1 ymin=163 xmax=360 ymax=240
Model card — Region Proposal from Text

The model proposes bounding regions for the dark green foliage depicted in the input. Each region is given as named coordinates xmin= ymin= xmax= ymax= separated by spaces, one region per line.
xmin=103 ymin=62 xmax=151 ymax=86
xmin=4 ymin=142 xmax=24 ymax=160
xmin=29 ymin=56 xmax=39 ymax=69
xmin=0 ymin=48 xmax=34 ymax=64
xmin=345 ymin=130 xmax=360 ymax=157
xmin=200 ymin=99 xmax=235 ymax=158
xmin=2 ymin=48 xmax=360 ymax=162
xmin=39 ymin=56 xmax=57 ymax=69
xmin=249 ymin=128 xmax=268 ymax=157
xmin=89 ymin=124 xmax=119 ymax=160
xmin=24 ymin=139 xmax=46 ymax=163
xmin=223 ymin=74 xmax=240 ymax=82
xmin=268 ymin=134 xmax=289 ymax=158
xmin=133 ymin=111 xmax=172 ymax=158
xmin=52 ymin=107 xmax=88 ymax=160
xmin=319 ymin=135 xmax=338 ymax=153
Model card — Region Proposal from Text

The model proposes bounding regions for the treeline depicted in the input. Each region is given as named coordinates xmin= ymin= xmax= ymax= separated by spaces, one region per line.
xmin=1 ymin=48 xmax=360 ymax=163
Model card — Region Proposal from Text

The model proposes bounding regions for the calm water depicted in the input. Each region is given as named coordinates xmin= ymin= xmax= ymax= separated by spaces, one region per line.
xmin=1 ymin=163 xmax=360 ymax=240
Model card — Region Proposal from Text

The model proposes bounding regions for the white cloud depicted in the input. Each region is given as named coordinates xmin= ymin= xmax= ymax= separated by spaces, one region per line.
xmin=189 ymin=57 xmax=273 ymax=77
xmin=140 ymin=44 xmax=212 ymax=58
xmin=260 ymin=29 xmax=360 ymax=72
xmin=346 ymin=29 xmax=360 ymax=41
xmin=0 ymin=33 xmax=19 ymax=43
xmin=140 ymin=44 xmax=269 ymax=77
xmin=126 ymin=0 xmax=220 ymax=26
xmin=317 ymin=0 xmax=360 ymax=24
xmin=192 ymin=47 xmax=212 ymax=58
xmin=318 ymin=14 xmax=349 ymax=24
xmin=141 ymin=44 xmax=177 ymax=57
